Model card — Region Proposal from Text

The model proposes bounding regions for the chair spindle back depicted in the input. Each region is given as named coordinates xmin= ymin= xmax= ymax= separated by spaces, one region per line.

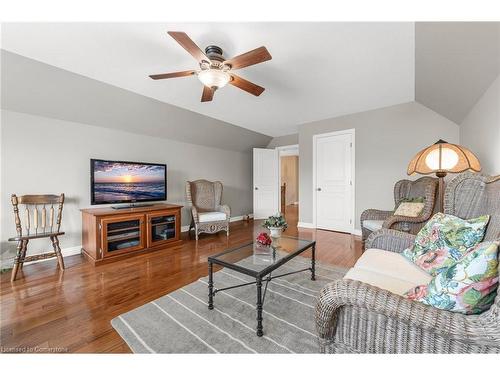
xmin=11 ymin=194 xmax=65 ymax=237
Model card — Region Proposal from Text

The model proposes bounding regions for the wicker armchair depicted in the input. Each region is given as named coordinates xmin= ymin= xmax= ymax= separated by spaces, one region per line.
xmin=186 ymin=180 xmax=230 ymax=240
xmin=316 ymin=172 xmax=500 ymax=353
xmin=360 ymin=176 xmax=438 ymax=245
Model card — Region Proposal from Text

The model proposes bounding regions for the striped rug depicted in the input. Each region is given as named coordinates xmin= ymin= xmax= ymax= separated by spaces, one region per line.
xmin=111 ymin=255 xmax=346 ymax=353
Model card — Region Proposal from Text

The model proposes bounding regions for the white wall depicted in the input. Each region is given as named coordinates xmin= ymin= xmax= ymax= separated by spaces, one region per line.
xmin=298 ymin=102 xmax=461 ymax=228
xmin=267 ymin=134 xmax=299 ymax=148
xmin=1 ymin=110 xmax=254 ymax=265
xmin=460 ymin=75 xmax=500 ymax=175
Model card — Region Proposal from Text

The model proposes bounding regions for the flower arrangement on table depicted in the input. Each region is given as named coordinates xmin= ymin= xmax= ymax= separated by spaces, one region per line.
xmin=256 ymin=232 xmax=272 ymax=246
xmin=262 ymin=213 xmax=288 ymax=238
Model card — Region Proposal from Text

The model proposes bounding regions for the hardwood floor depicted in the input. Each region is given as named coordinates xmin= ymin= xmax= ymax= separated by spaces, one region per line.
xmin=0 ymin=208 xmax=362 ymax=353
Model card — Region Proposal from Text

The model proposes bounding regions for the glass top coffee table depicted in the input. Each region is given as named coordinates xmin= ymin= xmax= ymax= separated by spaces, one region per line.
xmin=207 ymin=236 xmax=316 ymax=336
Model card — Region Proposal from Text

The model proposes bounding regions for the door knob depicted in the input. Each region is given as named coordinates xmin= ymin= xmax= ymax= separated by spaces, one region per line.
xmin=317 ymin=187 xmax=322 ymax=191
xmin=255 ymin=187 xmax=259 ymax=190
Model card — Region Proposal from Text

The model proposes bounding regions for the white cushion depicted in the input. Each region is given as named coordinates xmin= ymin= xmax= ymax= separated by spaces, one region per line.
xmin=354 ymin=248 xmax=432 ymax=286
xmin=362 ymin=219 xmax=384 ymax=232
xmin=344 ymin=268 xmax=419 ymax=296
xmin=343 ymin=248 xmax=432 ymax=296
xmin=198 ymin=211 xmax=227 ymax=223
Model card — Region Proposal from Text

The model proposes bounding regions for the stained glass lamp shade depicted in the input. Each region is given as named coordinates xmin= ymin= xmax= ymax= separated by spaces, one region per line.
xmin=407 ymin=140 xmax=481 ymax=211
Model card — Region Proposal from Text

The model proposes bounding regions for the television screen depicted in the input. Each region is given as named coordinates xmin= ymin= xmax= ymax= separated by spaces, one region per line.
xmin=91 ymin=159 xmax=166 ymax=205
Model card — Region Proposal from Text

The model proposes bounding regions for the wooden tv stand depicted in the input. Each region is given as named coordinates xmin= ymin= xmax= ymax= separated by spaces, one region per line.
xmin=81 ymin=204 xmax=182 ymax=264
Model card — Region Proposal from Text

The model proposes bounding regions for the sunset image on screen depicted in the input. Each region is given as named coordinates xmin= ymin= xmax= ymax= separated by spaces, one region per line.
xmin=93 ymin=160 xmax=166 ymax=203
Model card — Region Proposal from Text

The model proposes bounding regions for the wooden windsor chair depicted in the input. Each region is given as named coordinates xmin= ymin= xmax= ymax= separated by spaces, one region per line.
xmin=8 ymin=194 xmax=66 ymax=282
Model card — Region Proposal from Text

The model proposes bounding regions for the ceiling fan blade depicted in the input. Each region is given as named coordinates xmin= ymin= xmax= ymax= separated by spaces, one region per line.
xmin=229 ymin=74 xmax=265 ymax=96
xmin=201 ymin=86 xmax=214 ymax=102
xmin=224 ymin=46 xmax=272 ymax=70
xmin=168 ymin=31 xmax=210 ymax=63
xmin=149 ymin=70 xmax=196 ymax=80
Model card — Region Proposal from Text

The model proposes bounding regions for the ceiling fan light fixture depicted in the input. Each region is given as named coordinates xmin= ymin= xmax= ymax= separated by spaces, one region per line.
xmin=197 ymin=69 xmax=231 ymax=89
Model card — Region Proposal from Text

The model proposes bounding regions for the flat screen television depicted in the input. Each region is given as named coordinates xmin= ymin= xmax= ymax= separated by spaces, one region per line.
xmin=90 ymin=159 xmax=167 ymax=205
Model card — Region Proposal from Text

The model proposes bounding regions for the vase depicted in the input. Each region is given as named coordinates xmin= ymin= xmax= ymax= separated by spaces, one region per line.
xmin=269 ymin=227 xmax=283 ymax=238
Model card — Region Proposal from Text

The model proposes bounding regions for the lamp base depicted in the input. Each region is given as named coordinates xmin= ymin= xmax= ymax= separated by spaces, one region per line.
xmin=436 ymin=172 xmax=447 ymax=213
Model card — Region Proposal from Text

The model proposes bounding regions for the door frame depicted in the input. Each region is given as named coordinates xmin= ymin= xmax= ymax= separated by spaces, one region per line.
xmin=312 ymin=129 xmax=355 ymax=233
xmin=275 ymin=144 xmax=299 ymax=212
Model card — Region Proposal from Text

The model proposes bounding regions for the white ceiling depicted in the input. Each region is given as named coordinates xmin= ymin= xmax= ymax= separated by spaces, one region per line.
xmin=1 ymin=22 xmax=415 ymax=137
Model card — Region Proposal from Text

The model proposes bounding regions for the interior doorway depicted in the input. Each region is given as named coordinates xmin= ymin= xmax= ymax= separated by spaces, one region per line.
xmin=277 ymin=145 xmax=299 ymax=226
xmin=313 ymin=129 xmax=355 ymax=233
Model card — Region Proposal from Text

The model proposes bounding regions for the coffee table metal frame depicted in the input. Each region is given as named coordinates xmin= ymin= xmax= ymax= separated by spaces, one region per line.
xmin=207 ymin=237 xmax=316 ymax=336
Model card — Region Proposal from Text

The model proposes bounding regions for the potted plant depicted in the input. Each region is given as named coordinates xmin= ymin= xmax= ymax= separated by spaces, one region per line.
xmin=262 ymin=213 xmax=288 ymax=238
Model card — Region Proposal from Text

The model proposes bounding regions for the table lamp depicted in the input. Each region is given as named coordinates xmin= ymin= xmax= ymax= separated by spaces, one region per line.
xmin=407 ymin=139 xmax=481 ymax=212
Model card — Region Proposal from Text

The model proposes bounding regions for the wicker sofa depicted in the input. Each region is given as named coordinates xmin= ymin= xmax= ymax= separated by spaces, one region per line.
xmin=186 ymin=180 xmax=231 ymax=240
xmin=360 ymin=176 xmax=438 ymax=245
xmin=316 ymin=172 xmax=500 ymax=353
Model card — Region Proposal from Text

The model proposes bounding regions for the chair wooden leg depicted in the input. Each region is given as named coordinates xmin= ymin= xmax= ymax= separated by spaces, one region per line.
xmin=51 ymin=236 xmax=65 ymax=271
xmin=18 ymin=239 xmax=29 ymax=270
xmin=11 ymin=240 xmax=27 ymax=282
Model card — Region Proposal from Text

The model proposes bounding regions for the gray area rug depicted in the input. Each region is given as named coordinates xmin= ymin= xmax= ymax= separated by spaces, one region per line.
xmin=111 ymin=255 xmax=346 ymax=353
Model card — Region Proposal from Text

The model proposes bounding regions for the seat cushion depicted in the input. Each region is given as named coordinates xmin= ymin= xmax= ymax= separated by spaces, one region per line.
xmin=198 ymin=211 xmax=227 ymax=223
xmin=344 ymin=268 xmax=420 ymax=296
xmin=343 ymin=248 xmax=432 ymax=296
xmin=362 ymin=220 xmax=384 ymax=232
xmin=355 ymin=248 xmax=432 ymax=286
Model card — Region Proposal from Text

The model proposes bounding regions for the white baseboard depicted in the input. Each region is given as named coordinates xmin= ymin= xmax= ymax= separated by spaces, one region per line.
xmin=297 ymin=222 xmax=362 ymax=237
xmin=0 ymin=245 xmax=82 ymax=269
xmin=297 ymin=222 xmax=315 ymax=229
xmin=181 ymin=213 xmax=254 ymax=233
xmin=352 ymin=229 xmax=362 ymax=237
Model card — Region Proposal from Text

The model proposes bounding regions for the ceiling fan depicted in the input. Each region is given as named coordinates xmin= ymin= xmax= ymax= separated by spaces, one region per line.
xmin=149 ymin=31 xmax=272 ymax=102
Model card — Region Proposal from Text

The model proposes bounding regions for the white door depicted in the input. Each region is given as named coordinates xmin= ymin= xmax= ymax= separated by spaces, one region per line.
xmin=253 ymin=148 xmax=279 ymax=219
xmin=315 ymin=132 xmax=354 ymax=232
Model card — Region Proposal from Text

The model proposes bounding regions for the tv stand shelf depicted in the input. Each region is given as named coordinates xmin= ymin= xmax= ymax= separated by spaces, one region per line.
xmin=81 ymin=204 xmax=182 ymax=264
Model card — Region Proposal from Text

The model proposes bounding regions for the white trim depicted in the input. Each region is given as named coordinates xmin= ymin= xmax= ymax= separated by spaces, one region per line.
xmin=312 ymin=129 xmax=355 ymax=233
xmin=297 ymin=222 xmax=315 ymax=229
xmin=181 ymin=213 xmax=254 ymax=233
xmin=352 ymin=229 xmax=362 ymax=237
xmin=3 ymin=213 xmax=257 ymax=267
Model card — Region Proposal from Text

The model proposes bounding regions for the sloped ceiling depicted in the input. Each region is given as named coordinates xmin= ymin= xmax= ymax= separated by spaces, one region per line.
xmin=1 ymin=22 xmax=415 ymax=137
xmin=2 ymin=22 xmax=498 ymax=137
xmin=416 ymin=22 xmax=500 ymax=124
xmin=1 ymin=50 xmax=271 ymax=152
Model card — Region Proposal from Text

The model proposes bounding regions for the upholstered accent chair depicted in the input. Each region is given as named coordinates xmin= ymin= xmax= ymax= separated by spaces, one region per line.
xmin=360 ymin=177 xmax=438 ymax=245
xmin=186 ymin=180 xmax=231 ymax=240
xmin=316 ymin=172 xmax=500 ymax=353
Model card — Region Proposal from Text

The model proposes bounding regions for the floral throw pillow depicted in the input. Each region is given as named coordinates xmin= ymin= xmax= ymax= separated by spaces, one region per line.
xmin=406 ymin=241 xmax=499 ymax=315
xmin=402 ymin=213 xmax=490 ymax=276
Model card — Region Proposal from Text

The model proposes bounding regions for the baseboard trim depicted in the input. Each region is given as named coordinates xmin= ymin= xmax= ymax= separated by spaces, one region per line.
xmin=297 ymin=222 xmax=315 ymax=229
xmin=297 ymin=222 xmax=362 ymax=236
xmin=352 ymin=229 xmax=362 ymax=237
xmin=1 ymin=245 xmax=83 ymax=269
xmin=181 ymin=213 xmax=254 ymax=233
